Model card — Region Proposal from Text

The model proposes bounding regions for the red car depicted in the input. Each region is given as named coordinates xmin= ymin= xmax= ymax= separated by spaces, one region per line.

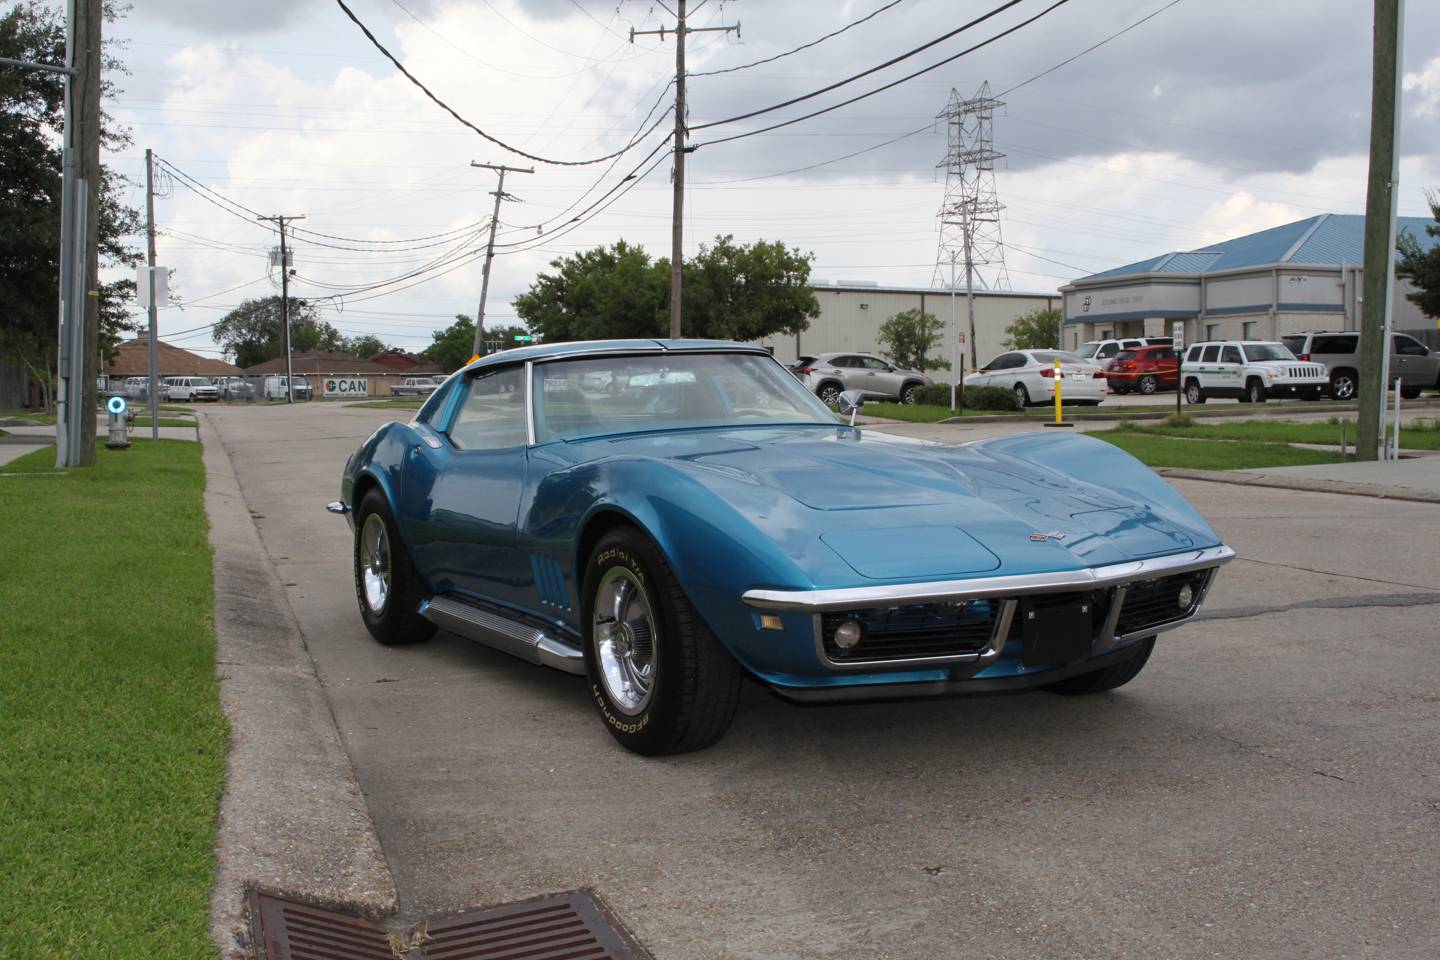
xmin=1104 ymin=345 xmax=1180 ymax=395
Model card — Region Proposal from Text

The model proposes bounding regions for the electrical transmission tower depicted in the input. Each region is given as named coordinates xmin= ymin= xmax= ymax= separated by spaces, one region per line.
xmin=933 ymin=82 xmax=1010 ymax=370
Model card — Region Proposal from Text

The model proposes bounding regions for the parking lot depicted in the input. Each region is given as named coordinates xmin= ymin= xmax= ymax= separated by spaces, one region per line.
xmin=207 ymin=401 xmax=1440 ymax=959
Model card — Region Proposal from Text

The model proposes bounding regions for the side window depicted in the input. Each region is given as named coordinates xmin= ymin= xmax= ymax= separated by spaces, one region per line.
xmin=1202 ymin=345 xmax=1221 ymax=362
xmin=1396 ymin=335 xmax=1429 ymax=357
xmin=1314 ymin=335 xmax=1356 ymax=354
xmin=996 ymin=353 xmax=1024 ymax=370
xmin=861 ymin=356 xmax=890 ymax=370
xmin=1122 ymin=340 xmax=1143 ymax=349
xmin=1221 ymin=346 xmax=1242 ymax=364
xmin=448 ymin=367 xmax=526 ymax=450
xmin=1097 ymin=343 xmax=1120 ymax=359
xmin=1186 ymin=346 xmax=1203 ymax=362
xmin=830 ymin=356 xmax=854 ymax=368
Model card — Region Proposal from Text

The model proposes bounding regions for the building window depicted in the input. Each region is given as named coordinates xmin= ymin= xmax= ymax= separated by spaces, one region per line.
xmin=1205 ymin=323 xmax=1220 ymax=341
xmin=1242 ymin=321 xmax=1257 ymax=340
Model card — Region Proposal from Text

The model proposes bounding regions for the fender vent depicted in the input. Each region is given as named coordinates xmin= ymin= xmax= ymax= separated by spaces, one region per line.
xmin=251 ymin=890 xmax=649 ymax=960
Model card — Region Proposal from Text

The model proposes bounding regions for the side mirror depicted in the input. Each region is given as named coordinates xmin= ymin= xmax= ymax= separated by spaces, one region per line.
xmin=838 ymin=389 xmax=865 ymax=426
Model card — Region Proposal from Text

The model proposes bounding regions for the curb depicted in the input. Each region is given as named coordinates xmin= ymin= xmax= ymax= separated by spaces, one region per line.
xmin=199 ymin=414 xmax=398 ymax=958
xmin=1157 ymin=466 xmax=1440 ymax=504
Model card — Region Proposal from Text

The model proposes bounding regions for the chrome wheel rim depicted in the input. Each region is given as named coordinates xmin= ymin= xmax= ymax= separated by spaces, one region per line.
xmin=1334 ymin=377 xmax=1354 ymax=400
xmin=360 ymin=513 xmax=391 ymax=614
xmin=819 ymin=386 xmax=840 ymax=404
xmin=593 ymin=568 xmax=657 ymax=716
xmin=1139 ymin=376 xmax=1156 ymax=394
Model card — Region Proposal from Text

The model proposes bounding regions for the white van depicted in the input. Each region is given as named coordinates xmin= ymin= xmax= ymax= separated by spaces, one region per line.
xmin=263 ymin=375 xmax=313 ymax=401
xmin=164 ymin=376 xmax=219 ymax=402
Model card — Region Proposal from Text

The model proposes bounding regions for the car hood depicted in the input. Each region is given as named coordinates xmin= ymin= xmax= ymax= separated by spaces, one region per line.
xmin=562 ymin=425 xmax=1220 ymax=586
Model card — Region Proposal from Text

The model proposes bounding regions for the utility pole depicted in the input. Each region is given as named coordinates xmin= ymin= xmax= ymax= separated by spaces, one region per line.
xmin=145 ymin=148 xmax=159 ymax=440
xmin=631 ymin=1 xmax=739 ymax=339
xmin=258 ymin=214 xmax=305 ymax=403
xmin=469 ymin=161 xmax=533 ymax=358
xmin=1356 ymin=0 xmax=1405 ymax=461
xmin=963 ymin=205 xmax=978 ymax=372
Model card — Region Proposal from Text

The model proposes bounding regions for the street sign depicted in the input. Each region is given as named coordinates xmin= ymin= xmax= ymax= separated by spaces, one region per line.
xmin=513 ymin=334 xmax=534 ymax=342
xmin=1171 ymin=320 xmax=1185 ymax=351
xmin=322 ymin=377 xmax=368 ymax=397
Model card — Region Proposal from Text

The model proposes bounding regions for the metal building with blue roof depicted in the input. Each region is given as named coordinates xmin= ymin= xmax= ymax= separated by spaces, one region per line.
xmin=1058 ymin=214 xmax=1437 ymax=350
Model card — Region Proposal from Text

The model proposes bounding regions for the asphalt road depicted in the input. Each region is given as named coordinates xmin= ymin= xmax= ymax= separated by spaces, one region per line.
xmin=208 ymin=402 xmax=1440 ymax=960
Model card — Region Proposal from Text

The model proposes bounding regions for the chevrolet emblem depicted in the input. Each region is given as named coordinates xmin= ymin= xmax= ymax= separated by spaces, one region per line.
xmin=1029 ymin=530 xmax=1066 ymax=542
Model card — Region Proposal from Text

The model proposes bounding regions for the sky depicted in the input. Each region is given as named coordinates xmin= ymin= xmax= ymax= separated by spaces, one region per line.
xmin=99 ymin=0 xmax=1440 ymax=359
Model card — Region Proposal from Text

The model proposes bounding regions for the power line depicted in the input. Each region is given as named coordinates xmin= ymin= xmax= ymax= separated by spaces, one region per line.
xmin=332 ymin=0 xmax=670 ymax=166
xmin=690 ymin=0 xmax=1027 ymax=132
xmin=690 ymin=0 xmax=907 ymax=77
xmin=996 ymin=0 xmax=1186 ymax=97
xmin=691 ymin=0 xmax=1071 ymax=149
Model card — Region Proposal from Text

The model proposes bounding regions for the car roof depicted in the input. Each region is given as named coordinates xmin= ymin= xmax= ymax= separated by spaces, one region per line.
xmin=461 ymin=338 xmax=771 ymax=373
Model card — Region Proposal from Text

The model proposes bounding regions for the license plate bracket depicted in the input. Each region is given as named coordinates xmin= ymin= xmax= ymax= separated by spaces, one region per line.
xmin=1021 ymin=594 xmax=1095 ymax=667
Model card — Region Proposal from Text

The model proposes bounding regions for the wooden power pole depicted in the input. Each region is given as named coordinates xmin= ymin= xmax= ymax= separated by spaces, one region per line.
xmin=470 ymin=162 xmax=533 ymax=358
xmin=1356 ymin=0 xmax=1404 ymax=461
xmin=631 ymin=2 xmax=738 ymax=339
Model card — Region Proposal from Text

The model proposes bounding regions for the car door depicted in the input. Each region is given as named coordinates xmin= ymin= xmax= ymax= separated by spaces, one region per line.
xmin=829 ymin=356 xmax=862 ymax=393
xmin=1394 ymin=335 xmax=1437 ymax=388
xmin=1194 ymin=344 xmax=1223 ymax=391
xmin=859 ymin=355 xmax=898 ymax=397
xmin=1217 ymin=345 xmax=1244 ymax=393
xmin=399 ymin=364 xmax=531 ymax=607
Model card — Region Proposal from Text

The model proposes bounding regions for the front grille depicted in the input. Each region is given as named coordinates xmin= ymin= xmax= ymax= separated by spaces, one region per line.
xmin=1115 ymin=570 xmax=1211 ymax=636
xmin=821 ymin=600 xmax=998 ymax=662
xmin=1284 ymin=365 xmax=1324 ymax=379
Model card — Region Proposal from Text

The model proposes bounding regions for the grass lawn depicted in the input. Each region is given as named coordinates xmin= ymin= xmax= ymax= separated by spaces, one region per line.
xmin=130 ymin=416 xmax=199 ymax=428
xmin=1124 ymin=417 xmax=1440 ymax=450
xmin=0 ymin=407 xmax=56 ymax=424
xmin=349 ymin=398 xmax=425 ymax=409
xmin=0 ymin=440 xmax=226 ymax=959
xmin=1097 ymin=432 xmax=1344 ymax=469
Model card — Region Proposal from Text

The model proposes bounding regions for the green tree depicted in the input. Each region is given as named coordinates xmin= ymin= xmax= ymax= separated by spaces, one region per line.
xmin=420 ymin=316 xmax=531 ymax=372
xmin=343 ymin=334 xmax=389 ymax=359
xmin=513 ymin=241 xmax=666 ymax=342
xmin=212 ymin=297 xmax=340 ymax=368
xmin=0 ymin=1 xmax=141 ymax=410
xmin=876 ymin=308 xmax=950 ymax=373
xmin=677 ymin=235 xmax=819 ymax=341
xmin=513 ymin=236 xmax=818 ymax=343
xmin=1397 ymin=190 xmax=1440 ymax=319
xmin=1002 ymin=306 xmax=1062 ymax=350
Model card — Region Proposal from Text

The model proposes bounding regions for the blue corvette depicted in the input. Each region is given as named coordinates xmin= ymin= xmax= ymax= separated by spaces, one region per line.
xmin=329 ymin=340 xmax=1232 ymax=755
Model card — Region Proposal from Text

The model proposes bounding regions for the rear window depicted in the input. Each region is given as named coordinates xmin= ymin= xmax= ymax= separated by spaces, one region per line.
xmin=1114 ymin=350 xmax=1138 ymax=361
xmin=1281 ymin=336 xmax=1307 ymax=354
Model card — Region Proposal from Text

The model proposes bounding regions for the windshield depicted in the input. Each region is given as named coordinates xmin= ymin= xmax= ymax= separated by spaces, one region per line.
xmin=192 ymin=377 xmax=212 ymax=386
xmin=1076 ymin=342 xmax=1100 ymax=359
xmin=1243 ymin=343 xmax=1298 ymax=362
xmin=533 ymin=352 xmax=836 ymax=442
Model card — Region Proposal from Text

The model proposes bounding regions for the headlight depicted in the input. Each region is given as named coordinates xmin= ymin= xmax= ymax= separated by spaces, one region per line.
xmin=833 ymin=620 xmax=863 ymax=650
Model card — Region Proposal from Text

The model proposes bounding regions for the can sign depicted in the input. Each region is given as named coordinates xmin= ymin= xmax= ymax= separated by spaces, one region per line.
xmin=323 ymin=377 xmax=368 ymax=397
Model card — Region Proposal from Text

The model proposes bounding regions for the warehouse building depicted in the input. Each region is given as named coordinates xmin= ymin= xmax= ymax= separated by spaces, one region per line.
xmin=755 ymin=282 xmax=1060 ymax=372
xmin=1059 ymin=214 xmax=1438 ymax=351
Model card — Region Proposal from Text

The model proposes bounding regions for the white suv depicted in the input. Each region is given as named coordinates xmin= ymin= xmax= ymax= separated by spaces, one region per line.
xmin=1076 ymin=337 xmax=1173 ymax=364
xmin=1181 ymin=341 xmax=1327 ymax=404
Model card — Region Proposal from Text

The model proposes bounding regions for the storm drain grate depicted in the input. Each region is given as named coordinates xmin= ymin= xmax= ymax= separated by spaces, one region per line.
xmin=251 ymin=890 xmax=649 ymax=960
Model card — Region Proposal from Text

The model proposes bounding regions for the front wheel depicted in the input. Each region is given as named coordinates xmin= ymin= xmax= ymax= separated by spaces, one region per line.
xmin=354 ymin=489 xmax=435 ymax=646
xmin=899 ymin=383 xmax=918 ymax=405
xmin=1244 ymin=378 xmax=1267 ymax=404
xmin=1043 ymin=638 xmax=1154 ymax=695
xmin=582 ymin=528 xmax=741 ymax=755
xmin=1184 ymin=380 xmax=1206 ymax=405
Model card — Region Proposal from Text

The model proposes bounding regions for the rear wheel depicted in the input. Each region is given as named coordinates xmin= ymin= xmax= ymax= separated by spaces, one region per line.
xmin=1184 ymin=379 xmax=1206 ymax=405
xmin=817 ymin=382 xmax=842 ymax=406
xmin=1138 ymin=375 xmax=1158 ymax=395
xmin=1043 ymin=638 xmax=1154 ymax=695
xmin=582 ymin=528 xmax=741 ymax=755
xmin=1014 ymin=383 xmax=1031 ymax=407
xmin=1330 ymin=370 xmax=1358 ymax=401
xmin=354 ymin=488 xmax=435 ymax=646
xmin=1401 ymin=384 xmax=1422 ymax=400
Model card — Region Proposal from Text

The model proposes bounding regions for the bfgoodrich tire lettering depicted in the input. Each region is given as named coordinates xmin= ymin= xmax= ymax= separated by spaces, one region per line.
xmin=354 ymin=488 xmax=435 ymax=646
xmin=582 ymin=527 xmax=741 ymax=755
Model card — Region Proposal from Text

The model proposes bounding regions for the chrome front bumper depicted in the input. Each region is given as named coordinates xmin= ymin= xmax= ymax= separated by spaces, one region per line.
xmin=743 ymin=545 xmax=1235 ymax=671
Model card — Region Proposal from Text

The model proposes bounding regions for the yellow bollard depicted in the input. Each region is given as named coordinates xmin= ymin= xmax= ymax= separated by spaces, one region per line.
xmin=1044 ymin=357 xmax=1074 ymax=428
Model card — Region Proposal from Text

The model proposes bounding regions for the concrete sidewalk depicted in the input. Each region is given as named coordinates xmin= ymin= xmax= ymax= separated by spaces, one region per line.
xmin=1251 ymin=454 xmax=1440 ymax=496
